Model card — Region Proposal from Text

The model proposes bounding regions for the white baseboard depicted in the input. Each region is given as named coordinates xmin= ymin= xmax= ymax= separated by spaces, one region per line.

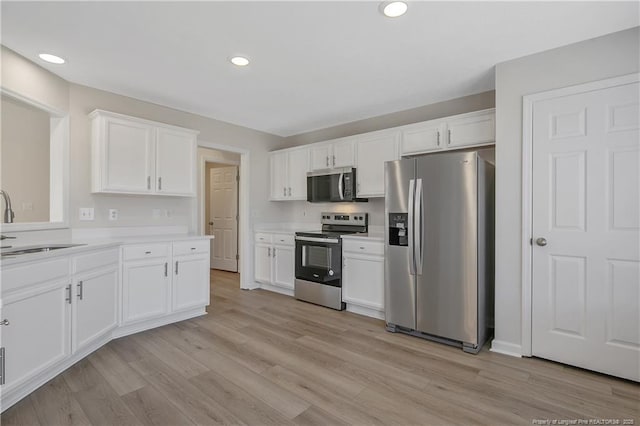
xmin=113 ymin=308 xmax=206 ymax=339
xmin=490 ymin=339 xmax=523 ymax=357
xmin=346 ymin=303 xmax=385 ymax=320
xmin=259 ymin=282 xmax=294 ymax=297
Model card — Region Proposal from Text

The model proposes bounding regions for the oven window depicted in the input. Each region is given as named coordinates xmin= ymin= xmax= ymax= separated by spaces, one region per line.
xmin=302 ymin=245 xmax=332 ymax=269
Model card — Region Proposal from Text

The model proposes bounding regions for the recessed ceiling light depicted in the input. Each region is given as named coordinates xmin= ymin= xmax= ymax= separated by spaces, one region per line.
xmin=230 ymin=56 xmax=250 ymax=67
xmin=38 ymin=53 xmax=65 ymax=64
xmin=381 ymin=1 xmax=408 ymax=18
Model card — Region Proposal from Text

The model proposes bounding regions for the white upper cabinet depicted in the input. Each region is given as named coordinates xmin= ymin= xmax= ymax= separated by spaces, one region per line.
xmin=401 ymin=120 xmax=445 ymax=155
xmin=445 ymin=109 xmax=495 ymax=149
xmin=91 ymin=110 xmax=198 ymax=196
xmin=309 ymin=139 xmax=355 ymax=171
xmin=269 ymin=146 xmax=309 ymax=201
xmin=355 ymin=131 xmax=400 ymax=197
xmin=400 ymin=109 xmax=495 ymax=156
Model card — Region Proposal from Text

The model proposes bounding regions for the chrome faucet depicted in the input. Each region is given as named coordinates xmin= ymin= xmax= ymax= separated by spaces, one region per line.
xmin=0 ymin=190 xmax=15 ymax=223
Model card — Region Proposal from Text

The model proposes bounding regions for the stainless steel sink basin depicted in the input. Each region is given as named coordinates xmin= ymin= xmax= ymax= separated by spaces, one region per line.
xmin=1 ymin=243 xmax=87 ymax=257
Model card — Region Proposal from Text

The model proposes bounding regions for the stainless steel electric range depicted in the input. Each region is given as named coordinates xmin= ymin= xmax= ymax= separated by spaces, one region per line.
xmin=294 ymin=212 xmax=368 ymax=310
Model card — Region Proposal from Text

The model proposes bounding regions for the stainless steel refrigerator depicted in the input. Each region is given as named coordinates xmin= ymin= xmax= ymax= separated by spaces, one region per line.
xmin=384 ymin=148 xmax=494 ymax=354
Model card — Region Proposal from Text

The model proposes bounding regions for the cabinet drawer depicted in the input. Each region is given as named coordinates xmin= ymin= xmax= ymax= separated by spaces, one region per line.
xmin=343 ymin=239 xmax=384 ymax=256
xmin=122 ymin=243 xmax=169 ymax=261
xmin=2 ymin=258 xmax=70 ymax=293
xmin=173 ymin=240 xmax=210 ymax=256
xmin=255 ymin=233 xmax=272 ymax=244
xmin=73 ymin=249 xmax=119 ymax=274
xmin=271 ymin=233 xmax=294 ymax=246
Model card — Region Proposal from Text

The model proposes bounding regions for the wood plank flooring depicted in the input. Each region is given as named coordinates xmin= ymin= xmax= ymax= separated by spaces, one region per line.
xmin=2 ymin=270 xmax=638 ymax=425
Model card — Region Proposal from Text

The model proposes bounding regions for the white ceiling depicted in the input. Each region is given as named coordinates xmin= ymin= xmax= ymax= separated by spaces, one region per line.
xmin=1 ymin=1 xmax=638 ymax=136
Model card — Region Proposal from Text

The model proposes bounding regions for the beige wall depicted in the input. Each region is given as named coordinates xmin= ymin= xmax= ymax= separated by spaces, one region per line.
xmin=0 ymin=96 xmax=50 ymax=222
xmin=280 ymin=91 xmax=495 ymax=148
xmin=493 ymin=26 xmax=640 ymax=353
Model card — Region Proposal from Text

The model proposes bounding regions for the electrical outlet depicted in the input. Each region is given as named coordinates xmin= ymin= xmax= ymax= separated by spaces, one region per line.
xmin=22 ymin=202 xmax=33 ymax=211
xmin=79 ymin=207 xmax=94 ymax=221
xmin=152 ymin=209 xmax=161 ymax=218
xmin=108 ymin=209 xmax=118 ymax=221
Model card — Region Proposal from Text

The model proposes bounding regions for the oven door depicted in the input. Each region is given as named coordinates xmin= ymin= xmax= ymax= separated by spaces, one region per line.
xmin=295 ymin=237 xmax=342 ymax=286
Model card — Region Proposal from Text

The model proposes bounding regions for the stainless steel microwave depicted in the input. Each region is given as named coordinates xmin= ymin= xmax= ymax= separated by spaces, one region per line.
xmin=307 ymin=167 xmax=366 ymax=203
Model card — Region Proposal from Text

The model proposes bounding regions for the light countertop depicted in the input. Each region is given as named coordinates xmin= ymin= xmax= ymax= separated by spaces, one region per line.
xmin=341 ymin=232 xmax=385 ymax=243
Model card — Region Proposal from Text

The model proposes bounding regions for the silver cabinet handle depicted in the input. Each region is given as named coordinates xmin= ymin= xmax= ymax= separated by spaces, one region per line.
xmin=437 ymin=131 xmax=440 ymax=146
xmin=77 ymin=281 xmax=83 ymax=300
xmin=288 ymin=187 xmax=291 ymax=196
xmin=447 ymin=129 xmax=451 ymax=145
xmin=268 ymin=247 xmax=271 ymax=257
xmin=175 ymin=261 xmax=179 ymax=275
xmin=273 ymin=248 xmax=276 ymax=258
xmin=0 ymin=319 xmax=9 ymax=326
xmin=145 ymin=251 xmax=152 ymax=254
xmin=283 ymin=187 xmax=286 ymax=197
xmin=158 ymin=177 xmax=162 ymax=190
xmin=164 ymin=262 xmax=168 ymax=277
xmin=326 ymin=156 xmax=329 ymax=167
xmin=332 ymin=155 xmax=336 ymax=167
xmin=65 ymin=284 xmax=72 ymax=304
xmin=536 ymin=237 xmax=548 ymax=247
xmin=147 ymin=176 xmax=151 ymax=190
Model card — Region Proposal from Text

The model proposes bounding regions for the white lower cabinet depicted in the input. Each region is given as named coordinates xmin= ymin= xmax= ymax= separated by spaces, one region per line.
xmin=122 ymin=256 xmax=171 ymax=324
xmin=1 ymin=281 xmax=71 ymax=392
xmin=173 ymin=254 xmax=210 ymax=312
xmin=342 ymin=239 xmax=385 ymax=318
xmin=254 ymin=232 xmax=295 ymax=290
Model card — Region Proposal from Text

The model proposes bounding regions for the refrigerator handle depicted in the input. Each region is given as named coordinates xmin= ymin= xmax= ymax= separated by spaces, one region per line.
xmin=415 ymin=178 xmax=424 ymax=275
xmin=338 ymin=172 xmax=344 ymax=200
xmin=408 ymin=179 xmax=416 ymax=275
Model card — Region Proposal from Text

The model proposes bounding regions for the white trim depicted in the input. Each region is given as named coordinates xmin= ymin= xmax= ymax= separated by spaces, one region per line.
xmin=0 ymin=89 xmax=70 ymax=232
xmin=259 ymin=282 xmax=294 ymax=297
xmin=345 ymin=303 xmax=385 ymax=320
xmin=112 ymin=307 xmax=205 ymax=338
xmin=490 ymin=340 xmax=523 ymax=358
xmin=520 ymin=73 xmax=640 ymax=358
xmin=197 ymin=141 xmax=252 ymax=290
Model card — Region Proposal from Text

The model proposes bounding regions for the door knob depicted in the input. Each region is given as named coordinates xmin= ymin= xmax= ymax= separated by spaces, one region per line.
xmin=209 ymin=222 xmax=213 ymax=226
xmin=536 ymin=237 xmax=548 ymax=246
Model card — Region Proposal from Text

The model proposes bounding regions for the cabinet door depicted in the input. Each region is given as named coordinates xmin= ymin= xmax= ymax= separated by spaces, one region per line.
xmin=122 ymin=258 xmax=171 ymax=324
xmin=446 ymin=110 xmax=495 ymax=149
xmin=1 ymin=283 xmax=71 ymax=392
xmin=355 ymin=132 xmax=399 ymax=197
xmin=156 ymin=127 xmax=196 ymax=196
xmin=254 ymin=244 xmax=272 ymax=284
xmin=173 ymin=255 xmax=210 ymax=312
xmin=272 ymin=245 xmax=294 ymax=289
xmin=342 ymin=254 xmax=384 ymax=310
xmin=270 ymin=152 xmax=288 ymax=200
xmin=101 ymin=117 xmax=155 ymax=193
xmin=401 ymin=121 xmax=444 ymax=155
xmin=332 ymin=140 xmax=355 ymax=168
xmin=309 ymin=144 xmax=332 ymax=171
xmin=287 ymin=148 xmax=309 ymax=200
xmin=73 ymin=267 xmax=118 ymax=353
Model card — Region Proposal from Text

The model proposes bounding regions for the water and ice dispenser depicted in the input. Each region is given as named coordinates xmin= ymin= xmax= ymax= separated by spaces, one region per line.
xmin=388 ymin=213 xmax=409 ymax=246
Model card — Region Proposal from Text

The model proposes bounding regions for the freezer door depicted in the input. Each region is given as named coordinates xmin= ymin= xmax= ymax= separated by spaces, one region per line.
xmin=384 ymin=158 xmax=416 ymax=330
xmin=415 ymin=151 xmax=479 ymax=345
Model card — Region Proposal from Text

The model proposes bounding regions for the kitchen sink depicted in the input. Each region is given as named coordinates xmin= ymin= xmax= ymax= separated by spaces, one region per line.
xmin=1 ymin=243 xmax=87 ymax=257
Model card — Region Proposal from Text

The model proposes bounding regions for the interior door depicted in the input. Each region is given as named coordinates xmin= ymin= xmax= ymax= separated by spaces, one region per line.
xmin=209 ymin=166 xmax=238 ymax=272
xmin=531 ymin=80 xmax=640 ymax=381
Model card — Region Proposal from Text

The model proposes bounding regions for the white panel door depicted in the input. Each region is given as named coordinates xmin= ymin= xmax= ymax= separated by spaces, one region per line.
xmin=209 ymin=166 xmax=238 ymax=272
xmin=254 ymin=244 xmax=272 ymax=284
xmin=532 ymin=81 xmax=640 ymax=381
xmin=73 ymin=267 xmax=118 ymax=353
xmin=122 ymin=258 xmax=171 ymax=324
xmin=1 ymin=282 xmax=71 ymax=392
xmin=173 ymin=255 xmax=210 ymax=311
xmin=401 ymin=121 xmax=445 ymax=155
xmin=270 ymin=152 xmax=288 ymax=200
xmin=272 ymin=245 xmax=294 ymax=289
xmin=343 ymin=254 xmax=384 ymax=310
xmin=103 ymin=118 xmax=154 ymax=193
xmin=155 ymin=128 xmax=196 ymax=195
xmin=309 ymin=144 xmax=332 ymax=171
xmin=355 ymin=132 xmax=399 ymax=197
xmin=287 ymin=148 xmax=309 ymax=200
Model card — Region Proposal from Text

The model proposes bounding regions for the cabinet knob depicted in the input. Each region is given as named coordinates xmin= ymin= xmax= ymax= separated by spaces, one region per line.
xmin=0 ymin=319 xmax=9 ymax=326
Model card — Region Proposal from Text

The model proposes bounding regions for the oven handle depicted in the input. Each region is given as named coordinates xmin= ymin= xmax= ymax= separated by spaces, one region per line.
xmin=295 ymin=236 xmax=340 ymax=244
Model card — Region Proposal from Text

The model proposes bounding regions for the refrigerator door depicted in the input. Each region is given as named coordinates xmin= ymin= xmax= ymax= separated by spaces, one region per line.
xmin=384 ymin=158 xmax=416 ymax=330
xmin=415 ymin=151 xmax=479 ymax=345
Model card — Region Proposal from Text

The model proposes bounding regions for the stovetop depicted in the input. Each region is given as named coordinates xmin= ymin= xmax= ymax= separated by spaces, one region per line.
xmin=295 ymin=230 xmax=367 ymax=238
xmin=296 ymin=212 xmax=368 ymax=239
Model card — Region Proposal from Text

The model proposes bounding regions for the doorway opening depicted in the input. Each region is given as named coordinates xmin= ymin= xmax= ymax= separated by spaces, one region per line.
xmin=197 ymin=146 xmax=243 ymax=289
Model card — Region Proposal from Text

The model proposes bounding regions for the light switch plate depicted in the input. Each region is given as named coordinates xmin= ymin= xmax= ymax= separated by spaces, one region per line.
xmin=79 ymin=207 xmax=94 ymax=221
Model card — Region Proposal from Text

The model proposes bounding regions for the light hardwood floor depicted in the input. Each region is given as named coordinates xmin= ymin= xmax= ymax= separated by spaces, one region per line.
xmin=2 ymin=270 xmax=638 ymax=425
